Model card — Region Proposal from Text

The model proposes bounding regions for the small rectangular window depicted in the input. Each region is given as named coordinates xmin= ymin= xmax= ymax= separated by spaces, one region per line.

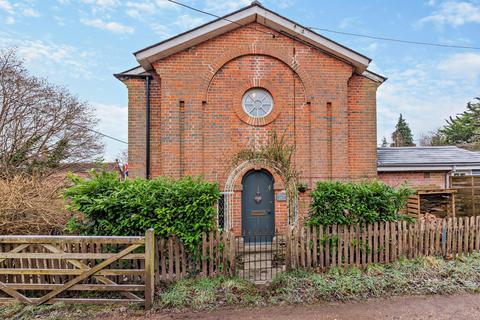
xmin=424 ymin=172 xmax=431 ymax=179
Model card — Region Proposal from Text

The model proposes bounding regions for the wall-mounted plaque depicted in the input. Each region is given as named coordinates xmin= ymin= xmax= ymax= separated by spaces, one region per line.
xmin=276 ymin=191 xmax=287 ymax=201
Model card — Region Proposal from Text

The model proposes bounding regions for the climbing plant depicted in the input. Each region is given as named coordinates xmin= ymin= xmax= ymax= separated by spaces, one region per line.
xmin=231 ymin=130 xmax=301 ymax=225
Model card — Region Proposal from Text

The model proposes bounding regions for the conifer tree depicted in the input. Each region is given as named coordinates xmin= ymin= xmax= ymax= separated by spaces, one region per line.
xmin=381 ymin=137 xmax=388 ymax=147
xmin=391 ymin=114 xmax=415 ymax=147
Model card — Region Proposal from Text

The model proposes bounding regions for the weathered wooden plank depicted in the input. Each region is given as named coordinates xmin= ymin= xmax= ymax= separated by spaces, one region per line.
xmin=0 ymin=253 xmax=145 ymax=260
xmin=0 ymin=269 xmax=145 ymax=276
xmin=306 ymin=227 xmax=312 ymax=269
xmin=348 ymin=225 xmax=354 ymax=266
xmin=312 ymin=226 xmax=318 ymax=268
xmin=385 ymin=222 xmax=390 ymax=264
xmin=0 ymin=236 xmax=144 ymax=244
xmin=343 ymin=225 xmax=348 ymax=267
xmin=319 ymin=226 xmax=324 ymax=269
xmin=373 ymin=222 xmax=378 ymax=263
xmin=355 ymin=224 xmax=360 ymax=266
xmin=476 ymin=216 xmax=480 ymax=251
xmin=0 ymin=281 xmax=33 ymax=304
xmin=331 ymin=225 xmax=337 ymax=267
xmin=300 ymin=227 xmax=306 ymax=268
xmin=379 ymin=222 xmax=385 ymax=263
xmin=325 ymin=226 xmax=330 ymax=268
xmin=168 ymin=238 xmax=174 ymax=280
xmin=201 ymin=233 xmax=207 ymax=276
xmin=390 ymin=222 xmax=396 ymax=261
xmin=3 ymin=283 xmax=145 ymax=291
xmin=208 ymin=232 xmax=214 ymax=275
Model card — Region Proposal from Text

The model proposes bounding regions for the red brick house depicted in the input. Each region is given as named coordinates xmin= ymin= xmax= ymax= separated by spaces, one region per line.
xmin=115 ymin=2 xmax=386 ymax=236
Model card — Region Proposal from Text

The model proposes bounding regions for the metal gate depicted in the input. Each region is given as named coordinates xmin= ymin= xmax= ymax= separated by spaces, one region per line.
xmin=235 ymin=232 xmax=287 ymax=283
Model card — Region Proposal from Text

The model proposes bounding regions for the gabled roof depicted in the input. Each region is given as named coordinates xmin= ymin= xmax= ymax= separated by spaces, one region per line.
xmin=130 ymin=1 xmax=374 ymax=75
xmin=377 ymin=146 xmax=480 ymax=171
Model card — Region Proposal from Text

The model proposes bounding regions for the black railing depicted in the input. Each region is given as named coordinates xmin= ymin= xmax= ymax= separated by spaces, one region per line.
xmin=235 ymin=232 xmax=287 ymax=282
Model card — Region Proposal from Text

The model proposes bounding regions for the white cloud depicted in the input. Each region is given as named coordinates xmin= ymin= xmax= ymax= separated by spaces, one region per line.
xmin=271 ymin=0 xmax=296 ymax=9
xmin=204 ymin=0 xmax=251 ymax=14
xmin=419 ymin=1 xmax=480 ymax=27
xmin=339 ymin=17 xmax=359 ymax=29
xmin=151 ymin=23 xmax=171 ymax=38
xmin=81 ymin=18 xmax=134 ymax=34
xmin=174 ymin=14 xmax=206 ymax=30
xmin=0 ymin=31 xmax=96 ymax=79
xmin=22 ymin=7 xmax=40 ymax=17
xmin=82 ymin=0 xmax=119 ymax=8
xmin=376 ymin=52 xmax=480 ymax=145
xmin=0 ymin=0 xmax=13 ymax=13
xmin=0 ymin=0 xmax=40 ymax=21
xmin=438 ymin=52 xmax=480 ymax=80
xmin=93 ymin=102 xmax=128 ymax=161
xmin=4 ymin=16 xmax=14 ymax=24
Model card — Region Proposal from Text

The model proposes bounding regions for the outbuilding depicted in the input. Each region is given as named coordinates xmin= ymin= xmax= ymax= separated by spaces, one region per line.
xmin=377 ymin=146 xmax=480 ymax=188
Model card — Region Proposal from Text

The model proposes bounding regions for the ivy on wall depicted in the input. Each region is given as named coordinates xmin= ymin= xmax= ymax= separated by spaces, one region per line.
xmin=230 ymin=130 xmax=301 ymax=225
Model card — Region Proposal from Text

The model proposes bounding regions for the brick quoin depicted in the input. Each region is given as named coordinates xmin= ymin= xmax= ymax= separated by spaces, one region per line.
xmin=120 ymin=21 xmax=382 ymax=234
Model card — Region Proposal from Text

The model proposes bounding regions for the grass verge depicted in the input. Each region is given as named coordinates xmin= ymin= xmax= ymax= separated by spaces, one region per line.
xmin=2 ymin=254 xmax=480 ymax=318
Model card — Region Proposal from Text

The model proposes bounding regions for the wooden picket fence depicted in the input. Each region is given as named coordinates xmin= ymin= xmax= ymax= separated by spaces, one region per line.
xmin=156 ymin=230 xmax=236 ymax=282
xmin=288 ymin=216 xmax=480 ymax=270
xmin=0 ymin=230 xmax=155 ymax=309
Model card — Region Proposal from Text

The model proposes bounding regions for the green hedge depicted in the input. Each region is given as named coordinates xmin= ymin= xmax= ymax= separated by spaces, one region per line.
xmin=307 ymin=180 xmax=413 ymax=226
xmin=64 ymin=171 xmax=220 ymax=250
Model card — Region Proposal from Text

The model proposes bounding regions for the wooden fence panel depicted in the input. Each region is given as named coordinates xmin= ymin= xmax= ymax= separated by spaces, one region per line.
xmin=451 ymin=176 xmax=480 ymax=217
xmin=288 ymin=217 xmax=480 ymax=272
xmin=155 ymin=230 xmax=235 ymax=282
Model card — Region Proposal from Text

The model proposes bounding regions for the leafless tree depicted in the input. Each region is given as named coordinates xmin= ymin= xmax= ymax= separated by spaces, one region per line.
xmin=0 ymin=48 xmax=103 ymax=177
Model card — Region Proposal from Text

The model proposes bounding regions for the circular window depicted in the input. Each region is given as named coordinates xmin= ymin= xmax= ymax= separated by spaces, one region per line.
xmin=242 ymin=88 xmax=274 ymax=118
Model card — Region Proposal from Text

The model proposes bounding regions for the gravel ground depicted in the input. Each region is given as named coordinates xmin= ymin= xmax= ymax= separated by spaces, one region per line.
xmin=101 ymin=294 xmax=480 ymax=320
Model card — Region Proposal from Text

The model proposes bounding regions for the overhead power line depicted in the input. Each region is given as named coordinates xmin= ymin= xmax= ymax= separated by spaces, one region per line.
xmin=167 ymin=0 xmax=480 ymax=51
xmin=307 ymin=27 xmax=480 ymax=50
xmin=32 ymin=105 xmax=128 ymax=145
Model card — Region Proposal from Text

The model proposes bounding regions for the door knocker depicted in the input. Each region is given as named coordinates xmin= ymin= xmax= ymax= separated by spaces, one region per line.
xmin=254 ymin=185 xmax=262 ymax=203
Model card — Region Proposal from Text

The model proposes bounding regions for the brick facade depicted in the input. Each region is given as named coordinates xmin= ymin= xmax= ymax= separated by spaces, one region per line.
xmin=378 ymin=171 xmax=447 ymax=188
xmin=121 ymin=22 xmax=381 ymax=234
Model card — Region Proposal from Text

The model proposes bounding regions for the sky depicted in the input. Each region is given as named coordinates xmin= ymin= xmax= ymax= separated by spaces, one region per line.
xmin=1 ymin=0 xmax=479 ymax=160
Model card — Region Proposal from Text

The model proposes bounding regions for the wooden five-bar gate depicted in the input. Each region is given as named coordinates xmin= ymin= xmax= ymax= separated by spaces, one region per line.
xmin=0 ymin=230 xmax=155 ymax=309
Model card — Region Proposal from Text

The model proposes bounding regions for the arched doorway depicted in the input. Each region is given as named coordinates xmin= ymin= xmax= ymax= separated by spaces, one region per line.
xmin=242 ymin=169 xmax=275 ymax=242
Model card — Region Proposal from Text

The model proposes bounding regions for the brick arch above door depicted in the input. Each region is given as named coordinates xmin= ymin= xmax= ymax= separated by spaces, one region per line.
xmin=201 ymin=47 xmax=314 ymax=101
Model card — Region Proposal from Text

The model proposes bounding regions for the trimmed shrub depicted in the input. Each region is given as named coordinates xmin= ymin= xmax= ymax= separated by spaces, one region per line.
xmin=64 ymin=170 xmax=220 ymax=250
xmin=307 ymin=180 xmax=413 ymax=226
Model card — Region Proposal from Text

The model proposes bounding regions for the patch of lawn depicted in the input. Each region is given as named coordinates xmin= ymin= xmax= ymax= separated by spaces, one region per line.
xmin=157 ymin=275 xmax=263 ymax=310
xmin=270 ymin=254 xmax=480 ymax=304
xmin=0 ymin=302 xmax=143 ymax=320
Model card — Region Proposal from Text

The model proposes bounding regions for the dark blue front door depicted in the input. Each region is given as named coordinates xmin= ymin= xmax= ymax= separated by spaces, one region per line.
xmin=242 ymin=170 xmax=275 ymax=242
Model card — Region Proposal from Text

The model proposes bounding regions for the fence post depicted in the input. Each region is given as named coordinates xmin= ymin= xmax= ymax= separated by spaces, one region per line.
xmin=145 ymin=228 xmax=155 ymax=310
xmin=229 ymin=231 xmax=236 ymax=275
xmin=285 ymin=227 xmax=291 ymax=270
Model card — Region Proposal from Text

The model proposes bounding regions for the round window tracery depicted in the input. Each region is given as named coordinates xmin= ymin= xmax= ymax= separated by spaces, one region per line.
xmin=242 ymin=88 xmax=274 ymax=118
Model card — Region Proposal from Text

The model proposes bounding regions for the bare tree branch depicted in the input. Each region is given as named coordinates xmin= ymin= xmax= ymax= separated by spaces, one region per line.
xmin=0 ymin=48 xmax=104 ymax=177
